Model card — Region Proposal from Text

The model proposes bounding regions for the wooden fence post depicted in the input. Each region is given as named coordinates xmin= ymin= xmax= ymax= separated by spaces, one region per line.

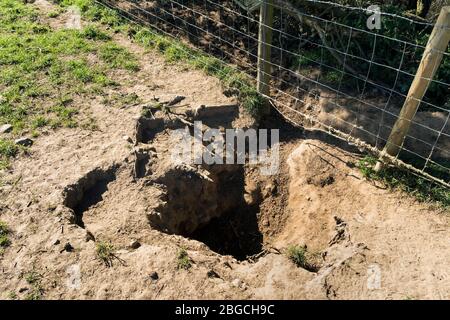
xmin=375 ymin=6 xmax=450 ymax=171
xmin=257 ymin=0 xmax=274 ymax=115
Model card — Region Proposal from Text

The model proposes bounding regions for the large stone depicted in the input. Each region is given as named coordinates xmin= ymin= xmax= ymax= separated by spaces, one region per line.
xmin=0 ymin=124 xmax=12 ymax=134
xmin=15 ymin=137 xmax=33 ymax=147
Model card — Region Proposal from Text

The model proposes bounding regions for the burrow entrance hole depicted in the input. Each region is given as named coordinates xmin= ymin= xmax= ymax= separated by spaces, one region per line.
xmin=150 ymin=164 xmax=264 ymax=260
xmin=63 ymin=166 xmax=118 ymax=228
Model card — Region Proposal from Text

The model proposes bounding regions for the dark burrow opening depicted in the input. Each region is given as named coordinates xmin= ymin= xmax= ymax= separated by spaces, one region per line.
xmin=63 ymin=166 xmax=118 ymax=228
xmin=190 ymin=204 xmax=263 ymax=261
xmin=149 ymin=164 xmax=264 ymax=261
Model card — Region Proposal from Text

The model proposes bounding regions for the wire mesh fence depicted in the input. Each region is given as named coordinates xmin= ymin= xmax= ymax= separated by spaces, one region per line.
xmin=96 ymin=0 xmax=450 ymax=187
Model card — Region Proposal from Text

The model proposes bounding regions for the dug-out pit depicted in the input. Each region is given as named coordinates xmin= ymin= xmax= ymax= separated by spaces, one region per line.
xmin=63 ymin=165 xmax=119 ymax=228
xmin=148 ymin=163 xmax=263 ymax=260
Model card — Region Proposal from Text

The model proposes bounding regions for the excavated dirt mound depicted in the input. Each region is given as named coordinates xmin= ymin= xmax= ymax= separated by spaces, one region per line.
xmin=271 ymin=139 xmax=450 ymax=299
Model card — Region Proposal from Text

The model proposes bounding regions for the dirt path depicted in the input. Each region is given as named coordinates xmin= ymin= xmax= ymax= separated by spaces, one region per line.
xmin=0 ymin=1 xmax=448 ymax=300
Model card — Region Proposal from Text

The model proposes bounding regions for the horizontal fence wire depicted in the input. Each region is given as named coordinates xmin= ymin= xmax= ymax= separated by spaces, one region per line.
xmin=96 ymin=0 xmax=450 ymax=187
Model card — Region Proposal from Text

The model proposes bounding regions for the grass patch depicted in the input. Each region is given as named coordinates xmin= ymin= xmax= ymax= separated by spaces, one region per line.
xmin=25 ymin=270 xmax=41 ymax=285
xmin=286 ymin=245 xmax=308 ymax=268
xmin=0 ymin=139 xmax=18 ymax=169
xmin=25 ymin=288 xmax=42 ymax=301
xmin=358 ymin=155 xmax=450 ymax=208
xmin=286 ymin=244 xmax=319 ymax=272
xmin=81 ymin=24 xmax=111 ymax=41
xmin=0 ymin=0 xmax=137 ymax=142
xmin=80 ymin=116 xmax=99 ymax=131
xmin=176 ymin=248 xmax=192 ymax=270
xmin=31 ymin=116 xmax=50 ymax=129
xmin=96 ymin=241 xmax=115 ymax=267
xmin=57 ymin=0 xmax=265 ymax=118
xmin=47 ymin=7 xmax=64 ymax=18
xmin=134 ymin=29 xmax=264 ymax=117
xmin=24 ymin=270 xmax=43 ymax=300
xmin=0 ymin=220 xmax=11 ymax=248
xmin=292 ymin=50 xmax=321 ymax=69
xmin=323 ymin=70 xmax=342 ymax=84
xmin=99 ymin=43 xmax=140 ymax=71
xmin=56 ymin=0 xmax=126 ymax=31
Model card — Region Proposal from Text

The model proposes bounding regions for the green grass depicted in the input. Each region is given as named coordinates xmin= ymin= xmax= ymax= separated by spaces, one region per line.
xmin=80 ymin=25 xmax=111 ymax=41
xmin=0 ymin=220 xmax=11 ymax=248
xmin=176 ymin=248 xmax=192 ymax=270
xmin=6 ymin=291 xmax=17 ymax=300
xmin=47 ymin=9 xmax=62 ymax=18
xmin=358 ymin=155 xmax=450 ymax=208
xmin=0 ymin=0 xmax=138 ymax=168
xmin=24 ymin=270 xmax=43 ymax=300
xmin=25 ymin=270 xmax=41 ymax=285
xmin=0 ymin=139 xmax=18 ymax=169
xmin=56 ymin=0 xmax=264 ymax=118
xmin=31 ymin=116 xmax=50 ymax=129
xmin=80 ymin=116 xmax=99 ymax=131
xmin=96 ymin=241 xmax=115 ymax=267
xmin=292 ymin=50 xmax=321 ymax=69
xmin=286 ymin=245 xmax=308 ymax=269
xmin=134 ymin=29 xmax=264 ymax=117
xmin=286 ymin=244 xmax=320 ymax=271
xmin=323 ymin=70 xmax=342 ymax=84
xmin=25 ymin=288 xmax=42 ymax=300
xmin=99 ymin=43 xmax=140 ymax=71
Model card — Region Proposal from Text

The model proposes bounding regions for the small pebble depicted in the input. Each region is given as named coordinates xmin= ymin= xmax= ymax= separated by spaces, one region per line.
xmin=129 ymin=240 xmax=141 ymax=249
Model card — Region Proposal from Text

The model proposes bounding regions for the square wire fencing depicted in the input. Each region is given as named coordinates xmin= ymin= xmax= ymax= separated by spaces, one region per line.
xmin=96 ymin=0 xmax=450 ymax=188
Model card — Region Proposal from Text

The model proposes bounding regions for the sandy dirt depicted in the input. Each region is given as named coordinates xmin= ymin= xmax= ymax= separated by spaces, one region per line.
xmin=0 ymin=1 xmax=448 ymax=300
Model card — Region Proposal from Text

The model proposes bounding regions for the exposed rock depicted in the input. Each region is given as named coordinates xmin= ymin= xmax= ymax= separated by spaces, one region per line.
xmin=0 ymin=124 xmax=12 ymax=134
xmin=129 ymin=240 xmax=141 ymax=249
xmin=14 ymin=137 xmax=33 ymax=147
